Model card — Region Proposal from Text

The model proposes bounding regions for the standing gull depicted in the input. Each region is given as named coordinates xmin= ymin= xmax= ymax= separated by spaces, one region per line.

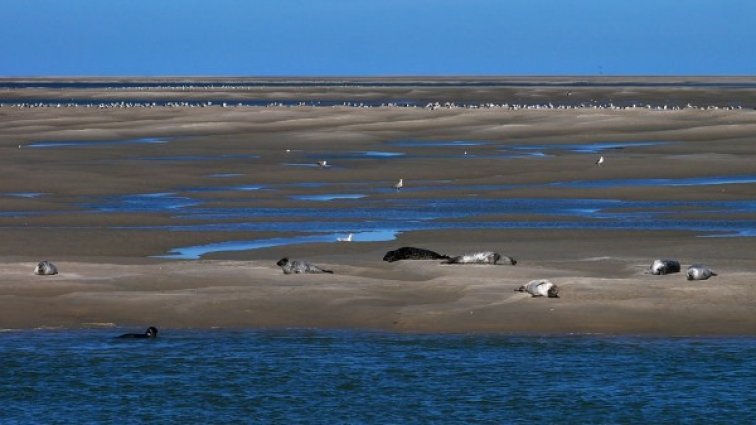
xmin=317 ymin=160 xmax=328 ymax=168
xmin=337 ymin=233 xmax=353 ymax=242
xmin=393 ymin=178 xmax=403 ymax=191
xmin=595 ymin=155 xmax=605 ymax=166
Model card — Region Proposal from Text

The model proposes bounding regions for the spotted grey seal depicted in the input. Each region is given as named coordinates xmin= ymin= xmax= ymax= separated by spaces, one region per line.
xmin=33 ymin=260 xmax=58 ymax=276
xmin=649 ymin=259 xmax=681 ymax=275
xmin=443 ymin=251 xmax=516 ymax=265
xmin=117 ymin=326 xmax=158 ymax=339
xmin=686 ymin=264 xmax=717 ymax=281
xmin=382 ymin=247 xmax=451 ymax=263
xmin=276 ymin=257 xmax=334 ymax=274
xmin=515 ymin=279 xmax=559 ymax=298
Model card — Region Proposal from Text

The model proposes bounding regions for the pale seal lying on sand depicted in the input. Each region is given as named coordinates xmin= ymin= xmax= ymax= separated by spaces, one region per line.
xmin=382 ymin=247 xmax=451 ymax=262
xmin=117 ymin=326 xmax=158 ymax=339
xmin=277 ymin=257 xmax=334 ymax=274
xmin=515 ymin=280 xmax=560 ymax=298
xmin=650 ymin=259 xmax=681 ymax=275
xmin=443 ymin=251 xmax=516 ymax=265
xmin=33 ymin=260 xmax=58 ymax=276
xmin=686 ymin=264 xmax=717 ymax=281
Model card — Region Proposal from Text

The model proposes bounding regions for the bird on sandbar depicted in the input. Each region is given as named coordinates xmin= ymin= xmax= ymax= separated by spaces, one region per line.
xmin=393 ymin=178 xmax=403 ymax=191
xmin=595 ymin=155 xmax=604 ymax=166
xmin=337 ymin=233 xmax=353 ymax=242
xmin=317 ymin=160 xmax=328 ymax=168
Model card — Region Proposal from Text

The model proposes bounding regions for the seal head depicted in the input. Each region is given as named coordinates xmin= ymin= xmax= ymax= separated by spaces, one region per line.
xmin=117 ymin=326 xmax=158 ymax=339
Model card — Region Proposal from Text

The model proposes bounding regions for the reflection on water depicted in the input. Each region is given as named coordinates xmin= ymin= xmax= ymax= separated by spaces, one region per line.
xmin=10 ymin=156 xmax=755 ymax=255
xmin=137 ymin=154 xmax=259 ymax=161
xmin=384 ymin=140 xmax=668 ymax=156
xmin=183 ymin=185 xmax=264 ymax=193
xmin=308 ymin=151 xmax=406 ymax=161
xmin=160 ymin=230 xmax=399 ymax=259
xmin=508 ymin=141 xmax=670 ymax=153
xmin=292 ymin=194 xmax=367 ymax=201
xmin=3 ymin=192 xmax=46 ymax=198
xmin=388 ymin=140 xmax=491 ymax=147
xmin=554 ymin=175 xmax=756 ymax=188
xmin=81 ymin=192 xmax=200 ymax=212
xmin=117 ymin=197 xmax=756 ymax=258
xmin=27 ymin=138 xmax=167 ymax=148
xmin=207 ymin=173 xmax=244 ymax=178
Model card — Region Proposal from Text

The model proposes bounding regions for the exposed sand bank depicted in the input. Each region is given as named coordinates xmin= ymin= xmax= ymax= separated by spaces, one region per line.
xmin=1 ymin=80 xmax=754 ymax=335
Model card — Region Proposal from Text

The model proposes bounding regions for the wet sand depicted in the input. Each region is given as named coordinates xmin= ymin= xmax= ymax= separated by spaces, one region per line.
xmin=1 ymin=78 xmax=755 ymax=335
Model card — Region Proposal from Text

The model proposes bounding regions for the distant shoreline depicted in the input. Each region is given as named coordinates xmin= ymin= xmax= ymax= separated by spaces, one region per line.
xmin=3 ymin=76 xmax=755 ymax=108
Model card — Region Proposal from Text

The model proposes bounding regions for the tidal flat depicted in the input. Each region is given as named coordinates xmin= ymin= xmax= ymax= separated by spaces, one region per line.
xmin=1 ymin=77 xmax=755 ymax=334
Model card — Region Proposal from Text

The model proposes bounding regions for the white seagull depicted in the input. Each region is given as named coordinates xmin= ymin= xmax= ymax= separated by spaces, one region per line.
xmin=595 ymin=155 xmax=604 ymax=166
xmin=337 ymin=233 xmax=353 ymax=242
xmin=393 ymin=178 xmax=403 ymax=191
xmin=317 ymin=160 xmax=328 ymax=167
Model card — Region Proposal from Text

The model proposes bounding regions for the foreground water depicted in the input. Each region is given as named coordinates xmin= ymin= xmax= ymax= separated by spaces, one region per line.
xmin=2 ymin=329 xmax=754 ymax=424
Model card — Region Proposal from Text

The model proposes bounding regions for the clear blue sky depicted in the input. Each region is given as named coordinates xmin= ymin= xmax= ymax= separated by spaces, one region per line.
xmin=2 ymin=0 xmax=754 ymax=76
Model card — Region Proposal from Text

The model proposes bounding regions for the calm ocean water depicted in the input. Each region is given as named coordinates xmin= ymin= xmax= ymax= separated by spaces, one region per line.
xmin=2 ymin=329 xmax=754 ymax=424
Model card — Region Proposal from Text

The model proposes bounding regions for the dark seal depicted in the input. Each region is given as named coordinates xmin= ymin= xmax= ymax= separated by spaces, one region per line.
xmin=382 ymin=247 xmax=451 ymax=263
xmin=117 ymin=326 xmax=158 ymax=339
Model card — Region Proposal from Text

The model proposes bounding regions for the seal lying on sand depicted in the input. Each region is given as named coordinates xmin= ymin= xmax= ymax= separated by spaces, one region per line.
xmin=650 ymin=259 xmax=681 ymax=275
xmin=686 ymin=264 xmax=717 ymax=281
xmin=443 ymin=251 xmax=516 ymax=265
xmin=33 ymin=260 xmax=58 ymax=276
xmin=117 ymin=326 xmax=158 ymax=339
xmin=382 ymin=247 xmax=451 ymax=262
xmin=277 ymin=257 xmax=334 ymax=274
xmin=515 ymin=280 xmax=559 ymax=298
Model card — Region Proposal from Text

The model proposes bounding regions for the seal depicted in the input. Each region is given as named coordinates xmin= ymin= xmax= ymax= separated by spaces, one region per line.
xmin=650 ymin=259 xmax=681 ymax=275
xmin=515 ymin=279 xmax=559 ymax=298
xmin=382 ymin=247 xmax=451 ymax=262
xmin=117 ymin=326 xmax=158 ymax=339
xmin=686 ymin=264 xmax=717 ymax=281
xmin=276 ymin=257 xmax=334 ymax=274
xmin=443 ymin=251 xmax=516 ymax=265
xmin=33 ymin=260 xmax=58 ymax=276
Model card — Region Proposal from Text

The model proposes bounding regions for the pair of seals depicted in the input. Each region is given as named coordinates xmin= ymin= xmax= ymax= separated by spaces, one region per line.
xmin=515 ymin=280 xmax=559 ymax=298
xmin=33 ymin=260 xmax=58 ymax=276
xmin=117 ymin=326 xmax=158 ymax=339
xmin=382 ymin=247 xmax=517 ymax=265
xmin=650 ymin=259 xmax=681 ymax=275
xmin=649 ymin=259 xmax=717 ymax=280
xmin=276 ymin=257 xmax=333 ymax=274
xmin=686 ymin=265 xmax=717 ymax=281
xmin=382 ymin=247 xmax=451 ymax=263
xmin=443 ymin=251 xmax=517 ymax=265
